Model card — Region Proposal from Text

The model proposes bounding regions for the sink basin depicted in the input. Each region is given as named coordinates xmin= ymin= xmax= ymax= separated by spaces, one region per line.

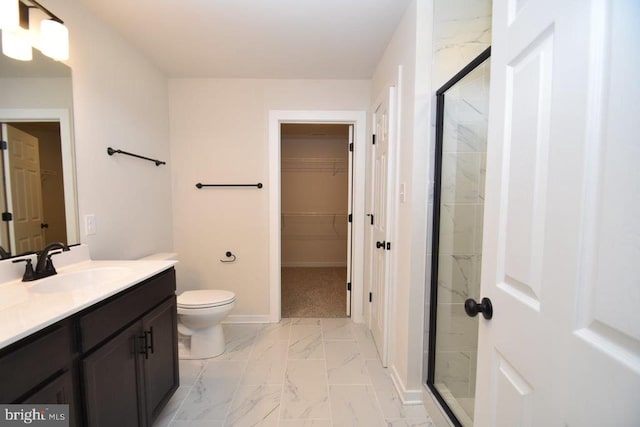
xmin=27 ymin=267 xmax=132 ymax=294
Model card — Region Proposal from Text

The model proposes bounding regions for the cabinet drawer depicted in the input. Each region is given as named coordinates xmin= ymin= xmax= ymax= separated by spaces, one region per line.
xmin=79 ymin=268 xmax=175 ymax=353
xmin=23 ymin=370 xmax=77 ymax=427
xmin=0 ymin=321 xmax=73 ymax=402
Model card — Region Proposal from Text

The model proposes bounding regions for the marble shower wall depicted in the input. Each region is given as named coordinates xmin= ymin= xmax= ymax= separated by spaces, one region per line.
xmin=432 ymin=0 xmax=493 ymax=89
xmin=424 ymin=0 xmax=493 ymax=390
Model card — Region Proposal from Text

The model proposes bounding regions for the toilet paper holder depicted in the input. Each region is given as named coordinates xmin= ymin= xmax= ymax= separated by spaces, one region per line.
xmin=220 ymin=251 xmax=237 ymax=263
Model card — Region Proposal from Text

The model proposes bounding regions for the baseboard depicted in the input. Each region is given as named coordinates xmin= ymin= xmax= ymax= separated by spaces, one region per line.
xmin=281 ymin=262 xmax=347 ymax=268
xmin=389 ymin=364 xmax=425 ymax=405
xmin=223 ymin=315 xmax=273 ymax=324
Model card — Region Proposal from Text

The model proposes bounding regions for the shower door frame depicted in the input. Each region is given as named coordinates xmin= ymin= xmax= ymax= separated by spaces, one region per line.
xmin=426 ymin=47 xmax=491 ymax=427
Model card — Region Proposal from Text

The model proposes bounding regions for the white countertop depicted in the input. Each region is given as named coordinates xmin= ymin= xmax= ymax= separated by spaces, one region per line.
xmin=0 ymin=245 xmax=177 ymax=349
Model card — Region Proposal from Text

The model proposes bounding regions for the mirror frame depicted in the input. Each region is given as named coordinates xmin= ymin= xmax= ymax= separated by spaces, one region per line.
xmin=0 ymin=108 xmax=79 ymax=251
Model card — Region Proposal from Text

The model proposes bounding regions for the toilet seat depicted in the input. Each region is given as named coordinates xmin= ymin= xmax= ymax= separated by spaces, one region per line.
xmin=178 ymin=290 xmax=236 ymax=308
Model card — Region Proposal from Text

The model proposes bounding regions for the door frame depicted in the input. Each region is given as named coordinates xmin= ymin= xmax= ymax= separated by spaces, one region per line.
xmin=268 ymin=110 xmax=367 ymax=323
xmin=0 ymin=108 xmax=78 ymax=251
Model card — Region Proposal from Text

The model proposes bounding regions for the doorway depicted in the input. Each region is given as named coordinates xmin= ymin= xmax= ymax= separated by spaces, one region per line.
xmin=280 ymin=123 xmax=352 ymax=317
xmin=268 ymin=110 xmax=367 ymax=323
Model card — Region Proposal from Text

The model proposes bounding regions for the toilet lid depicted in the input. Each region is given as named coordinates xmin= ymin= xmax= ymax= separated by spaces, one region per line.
xmin=177 ymin=290 xmax=236 ymax=308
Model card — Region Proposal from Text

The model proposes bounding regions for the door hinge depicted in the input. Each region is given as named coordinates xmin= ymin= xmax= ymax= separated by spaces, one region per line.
xmin=369 ymin=292 xmax=373 ymax=302
xmin=0 ymin=140 xmax=7 ymax=150
xmin=347 ymin=282 xmax=351 ymax=291
xmin=1 ymin=212 xmax=12 ymax=221
xmin=372 ymin=134 xmax=376 ymax=145
xmin=386 ymin=242 xmax=391 ymax=250
xmin=349 ymin=142 xmax=354 ymax=152
xmin=348 ymin=213 xmax=352 ymax=223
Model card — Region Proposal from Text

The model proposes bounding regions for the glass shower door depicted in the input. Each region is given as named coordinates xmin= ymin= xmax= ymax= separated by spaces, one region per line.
xmin=426 ymin=49 xmax=491 ymax=427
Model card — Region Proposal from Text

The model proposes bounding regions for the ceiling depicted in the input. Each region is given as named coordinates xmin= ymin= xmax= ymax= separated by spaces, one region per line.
xmin=79 ymin=0 xmax=412 ymax=79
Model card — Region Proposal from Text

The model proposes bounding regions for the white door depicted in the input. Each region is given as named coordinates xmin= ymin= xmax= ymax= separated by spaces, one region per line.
xmin=371 ymin=87 xmax=396 ymax=367
xmin=2 ymin=124 xmax=45 ymax=254
xmin=346 ymin=124 xmax=354 ymax=316
xmin=474 ymin=0 xmax=640 ymax=426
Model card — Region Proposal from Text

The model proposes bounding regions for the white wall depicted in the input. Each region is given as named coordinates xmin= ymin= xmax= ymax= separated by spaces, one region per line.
xmin=41 ymin=0 xmax=174 ymax=259
xmin=0 ymin=78 xmax=73 ymax=109
xmin=370 ymin=0 xmax=433 ymax=400
xmin=168 ymin=79 xmax=369 ymax=318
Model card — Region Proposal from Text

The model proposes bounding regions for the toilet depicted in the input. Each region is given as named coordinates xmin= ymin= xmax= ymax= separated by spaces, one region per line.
xmin=138 ymin=252 xmax=236 ymax=359
xmin=176 ymin=290 xmax=236 ymax=359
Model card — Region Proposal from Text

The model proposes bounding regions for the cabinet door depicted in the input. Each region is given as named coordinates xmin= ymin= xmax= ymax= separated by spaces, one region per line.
xmin=23 ymin=370 xmax=77 ymax=427
xmin=0 ymin=321 xmax=72 ymax=403
xmin=83 ymin=322 xmax=146 ymax=427
xmin=142 ymin=297 xmax=179 ymax=424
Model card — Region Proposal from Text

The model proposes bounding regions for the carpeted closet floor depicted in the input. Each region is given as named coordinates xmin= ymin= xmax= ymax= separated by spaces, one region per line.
xmin=281 ymin=267 xmax=348 ymax=318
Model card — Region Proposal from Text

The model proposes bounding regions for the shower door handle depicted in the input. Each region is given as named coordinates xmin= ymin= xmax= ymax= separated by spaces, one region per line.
xmin=464 ymin=297 xmax=493 ymax=320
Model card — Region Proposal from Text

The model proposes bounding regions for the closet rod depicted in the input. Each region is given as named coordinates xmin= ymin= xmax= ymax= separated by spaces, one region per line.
xmin=195 ymin=183 xmax=263 ymax=189
xmin=107 ymin=147 xmax=166 ymax=166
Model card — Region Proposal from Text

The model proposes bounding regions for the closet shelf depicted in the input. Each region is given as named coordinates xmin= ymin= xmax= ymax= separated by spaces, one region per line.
xmin=281 ymin=212 xmax=348 ymax=240
xmin=282 ymin=212 xmax=348 ymax=217
xmin=281 ymin=157 xmax=348 ymax=174
xmin=282 ymin=235 xmax=346 ymax=241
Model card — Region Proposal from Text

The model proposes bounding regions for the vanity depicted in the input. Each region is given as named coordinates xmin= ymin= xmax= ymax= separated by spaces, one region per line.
xmin=0 ymin=247 xmax=179 ymax=427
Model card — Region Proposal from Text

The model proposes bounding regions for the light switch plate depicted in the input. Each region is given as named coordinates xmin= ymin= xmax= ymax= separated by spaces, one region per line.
xmin=85 ymin=214 xmax=96 ymax=236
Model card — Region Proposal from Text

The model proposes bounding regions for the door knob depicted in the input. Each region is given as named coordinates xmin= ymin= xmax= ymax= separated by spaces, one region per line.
xmin=376 ymin=241 xmax=386 ymax=249
xmin=464 ymin=297 xmax=493 ymax=320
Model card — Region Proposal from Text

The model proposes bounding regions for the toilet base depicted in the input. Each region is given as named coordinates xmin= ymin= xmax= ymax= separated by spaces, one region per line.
xmin=178 ymin=323 xmax=226 ymax=359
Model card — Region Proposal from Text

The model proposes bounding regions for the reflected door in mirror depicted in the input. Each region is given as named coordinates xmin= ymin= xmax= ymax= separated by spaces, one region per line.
xmin=0 ymin=123 xmax=67 ymax=255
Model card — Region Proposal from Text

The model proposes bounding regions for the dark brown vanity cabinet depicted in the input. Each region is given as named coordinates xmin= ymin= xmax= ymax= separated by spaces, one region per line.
xmin=82 ymin=297 xmax=179 ymax=426
xmin=142 ymin=298 xmax=180 ymax=422
xmin=0 ymin=320 xmax=80 ymax=426
xmin=81 ymin=268 xmax=179 ymax=427
xmin=0 ymin=267 xmax=179 ymax=427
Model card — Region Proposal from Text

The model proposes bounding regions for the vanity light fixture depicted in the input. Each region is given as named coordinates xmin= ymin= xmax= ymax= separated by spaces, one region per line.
xmin=1 ymin=27 xmax=32 ymax=60
xmin=1 ymin=0 xmax=69 ymax=61
xmin=0 ymin=0 xmax=20 ymax=31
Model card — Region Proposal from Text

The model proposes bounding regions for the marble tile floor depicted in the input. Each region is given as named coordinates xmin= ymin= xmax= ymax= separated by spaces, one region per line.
xmin=154 ymin=318 xmax=434 ymax=427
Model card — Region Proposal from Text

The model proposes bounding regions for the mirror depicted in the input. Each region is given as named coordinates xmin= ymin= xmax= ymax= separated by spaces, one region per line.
xmin=0 ymin=30 xmax=78 ymax=258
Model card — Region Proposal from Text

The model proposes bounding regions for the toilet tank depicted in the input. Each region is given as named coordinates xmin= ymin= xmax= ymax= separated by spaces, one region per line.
xmin=138 ymin=253 xmax=178 ymax=261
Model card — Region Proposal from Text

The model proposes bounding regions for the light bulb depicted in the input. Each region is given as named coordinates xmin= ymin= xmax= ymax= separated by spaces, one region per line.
xmin=0 ymin=0 xmax=19 ymax=31
xmin=40 ymin=19 xmax=68 ymax=60
xmin=2 ymin=27 xmax=32 ymax=61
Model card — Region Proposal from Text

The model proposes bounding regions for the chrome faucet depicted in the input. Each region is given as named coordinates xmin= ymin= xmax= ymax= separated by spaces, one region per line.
xmin=13 ymin=242 xmax=70 ymax=282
